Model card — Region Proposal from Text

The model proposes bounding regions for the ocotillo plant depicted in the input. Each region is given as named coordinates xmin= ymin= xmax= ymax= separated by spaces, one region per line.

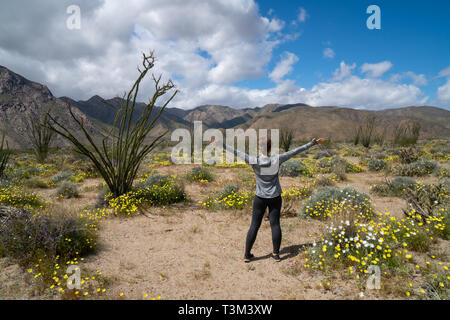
xmin=280 ymin=128 xmax=294 ymax=152
xmin=46 ymin=52 xmax=178 ymax=197
xmin=393 ymin=120 xmax=421 ymax=146
xmin=25 ymin=113 xmax=55 ymax=163
xmin=359 ymin=115 xmax=376 ymax=148
xmin=0 ymin=132 xmax=10 ymax=177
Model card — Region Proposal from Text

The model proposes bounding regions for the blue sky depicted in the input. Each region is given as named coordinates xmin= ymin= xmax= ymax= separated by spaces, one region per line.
xmin=240 ymin=0 xmax=450 ymax=107
xmin=0 ymin=0 xmax=449 ymax=109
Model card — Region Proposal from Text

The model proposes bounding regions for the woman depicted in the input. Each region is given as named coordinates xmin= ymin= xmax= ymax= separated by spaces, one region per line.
xmin=220 ymin=136 xmax=324 ymax=262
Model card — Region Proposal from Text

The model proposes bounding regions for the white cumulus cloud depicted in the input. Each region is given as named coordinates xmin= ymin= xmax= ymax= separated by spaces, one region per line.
xmin=332 ymin=61 xmax=356 ymax=81
xmin=437 ymin=78 xmax=450 ymax=105
xmin=298 ymin=7 xmax=308 ymax=22
xmin=323 ymin=48 xmax=335 ymax=59
xmin=361 ymin=61 xmax=393 ymax=78
xmin=0 ymin=0 xmax=433 ymax=110
xmin=269 ymin=52 xmax=299 ymax=83
xmin=437 ymin=66 xmax=450 ymax=78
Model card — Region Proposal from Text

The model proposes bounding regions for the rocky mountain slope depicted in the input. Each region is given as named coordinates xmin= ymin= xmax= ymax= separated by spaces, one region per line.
xmin=1 ymin=65 xmax=449 ymax=149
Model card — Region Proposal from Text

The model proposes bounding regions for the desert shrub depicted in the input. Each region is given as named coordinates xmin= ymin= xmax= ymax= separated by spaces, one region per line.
xmin=185 ymin=166 xmax=214 ymax=182
xmin=422 ymin=271 xmax=450 ymax=300
xmin=315 ymin=175 xmax=336 ymax=187
xmin=404 ymin=231 xmax=432 ymax=252
xmin=368 ymin=159 xmax=387 ymax=171
xmin=330 ymin=158 xmax=347 ymax=181
xmin=0 ymin=178 xmax=13 ymax=189
xmin=218 ymin=184 xmax=240 ymax=200
xmin=331 ymin=156 xmax=362 ymax=173
xmin=200 ymin=188 xmax=252 ymax=211
xmin=8 ymin=167 xmax=45 ymax=180
xmin=0 ymin=187 xmax=42 ymax=208
xmin=303 ymin=209 xmax=443 ymax=277
xmin=138 ymin=174 xmax=170 ymax=188
xmin=280 ymin=159 xmax=312 ymax=177
xmin=392 ymin=160 xmax=438 ymax=177
xmin=0 ymin=207 xmax=97 ymax=266
xmin=95 ymin=187 xmax=113 ymax=209
xmin=390 ymin=176 xmax=417 ymax=191
xmin=403 ymin=182 xmax=449 ymax=219
xmin=281 ymin=184 xmax=315 ymax=215
xmin=301 ymin=186 xmax=374 ymax=220
xmin=370 ymin=177 xmax=417 ymax=197
xmin=50 ymin=170 xmax=77 ymax=184
xmin=199 ymin=184 xmax=254 ymax=211
xmin=109 ymin=175 xmax=187 ymax=215
xmin=399 ymin=147 xmax=421 ymax=164
xmin=314 ymin=149 xmax=334 ymax=159
xmin=368 ymin=150 xmax=387 ymax=160
xmin=317 ymin=158 xmax=332 ymax=172
xmin=56 ymin=182 xmax=80 ymax=199
xmin=135 ymin=175 xmax=186 ymax=205
xmin=434 ymin=167 xmax=450 ymax=178
xmin=24 ymin=178 xmax=53 ymax=189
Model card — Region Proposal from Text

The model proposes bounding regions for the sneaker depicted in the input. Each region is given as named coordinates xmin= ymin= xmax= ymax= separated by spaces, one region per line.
xmin=272 ymin=253 xmax=281 ymax=262
xmin=244 ymin=253 xmax=255 ymax=263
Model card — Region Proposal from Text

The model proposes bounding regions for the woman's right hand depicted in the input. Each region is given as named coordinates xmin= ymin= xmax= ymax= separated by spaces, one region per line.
xmin=312 ymin=138 xmax=325 ymax=144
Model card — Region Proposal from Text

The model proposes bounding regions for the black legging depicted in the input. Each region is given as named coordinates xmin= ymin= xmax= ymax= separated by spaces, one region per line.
xmin=245 ymin=195 xmax=282 ymax=257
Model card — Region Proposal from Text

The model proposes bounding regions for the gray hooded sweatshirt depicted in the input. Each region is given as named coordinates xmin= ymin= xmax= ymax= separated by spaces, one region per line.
xmin=223 ymin=140 xmax=317 ymax=199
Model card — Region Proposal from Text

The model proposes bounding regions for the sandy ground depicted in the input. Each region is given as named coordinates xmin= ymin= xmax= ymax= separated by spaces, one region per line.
xmin=1 ymin=161 xmax=447 ymax=300
xmin=78 ymin=169 xmax=425 ymax=300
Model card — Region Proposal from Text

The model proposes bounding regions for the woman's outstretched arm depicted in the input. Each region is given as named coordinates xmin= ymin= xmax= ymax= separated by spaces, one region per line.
xmin=278 ymin=138 xmax=324 ymax=163
xmin=221 ymin=141 xmax=257 ymax=164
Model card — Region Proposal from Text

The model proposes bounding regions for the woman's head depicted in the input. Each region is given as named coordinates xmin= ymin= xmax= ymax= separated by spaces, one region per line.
xmin=259 ymin=137 xmax=271 ymax=156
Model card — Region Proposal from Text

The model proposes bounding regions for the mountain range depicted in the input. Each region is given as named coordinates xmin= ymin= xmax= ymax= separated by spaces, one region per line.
xmin=1 ymin=65 xmax=449 ymax=149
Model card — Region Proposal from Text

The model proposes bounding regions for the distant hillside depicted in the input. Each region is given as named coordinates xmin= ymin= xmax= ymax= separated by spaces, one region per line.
xmin=0 ymin=66 xmax=98 ymax=149
xmin=0 ymin=66 xmax=449 ymax=149
xmin=59 ymin=96 xmax=191 ymax=137
xmin=239 ymin=104 xmax=450 ymax=141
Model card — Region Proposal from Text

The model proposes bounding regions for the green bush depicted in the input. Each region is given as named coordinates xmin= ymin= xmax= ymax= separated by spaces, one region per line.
xmin=399 ymin=147 xmax=421 ymax=164
xmin=0 ymin=207 xmax=97 ymax=266
xmin=434 ymin=167 xmax=450 ymax=178
xmin=0 ymin=178 xmax=13 ymax=189
xmin=134 ymin=174 xmax=186 ymax=206
xmin=280 ymin=159 xmax=312 ymax=177
xmin=56 ymin=182 xmax=80 ymax=199
xmin=404 ymin=231 xmax=432 ymax=252
xmin=185 ymin=166 xmax=214 ymax=182
xmin=50 ymin=170 xmax=77 ymax=184
xmin=404 ymin=182 xmax=449 ymax=218
xmin=315 ymin=175 xmax=335 ymax=187
xmin=0 ymin=187 xmax=42 ymax=208
xmin=8 ymin=167 xmax=44 ymax=180
xmin=368 ymin=159 xmax=387 ymax=171
xmin=370 ymin=176 xmax=417 ymax=197
xmin=24 ymin=178 xmax=53 ymax=189
xmin=314 ymin=149 xmax=334 ymax=159
xmin=392 ymin=160 xmax=438 ymax=177
xmin=302 ymin=186 xmax=374 ymax=220
xmin=218 ymin=184 xmax=240 ymax=200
